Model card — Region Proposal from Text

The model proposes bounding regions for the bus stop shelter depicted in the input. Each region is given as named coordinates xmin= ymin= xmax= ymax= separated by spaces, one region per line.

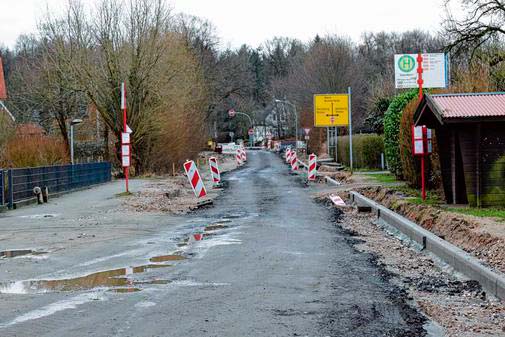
xmin=414 ymin=92 xmax=505 ymax=207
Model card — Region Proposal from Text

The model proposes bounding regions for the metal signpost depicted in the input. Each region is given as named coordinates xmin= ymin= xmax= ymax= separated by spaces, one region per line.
xmin=228 ymin=109 xmax=254 ymax=147
xmin=412 ymin=125 xmax=433 ymax=200
xmin=314 ymin=92 xmax=352 ymax=171
xmin=120 ymin=82 xmax=131 ymax=193
xmin=396 ymin=52 xmax=449 ymax=201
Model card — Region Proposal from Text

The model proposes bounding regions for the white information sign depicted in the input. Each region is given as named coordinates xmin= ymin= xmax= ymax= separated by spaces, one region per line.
xmin=122 ymin=155 xmax=130 ymax=167
xmin=121 ymin=132 xmax=130 ymax=144
xmin=219 ymin=143 xmax=241 ymax=154
xmin=413 ymin=126 xmax=423 ymax=139
xmin=122 ymin=145 xmax=130 ymax=156
xmin=414 ymin=140 xmax=424 ymax=155
xmin=395 ymin=53 xmax=449 ymax=89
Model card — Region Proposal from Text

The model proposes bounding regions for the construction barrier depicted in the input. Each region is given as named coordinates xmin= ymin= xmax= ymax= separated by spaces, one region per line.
xmin=308 ymin=154 xmax=317 ymax=181
xmin=208 ymin=157 xmax=221 ymax=184
xmin=183 ymin=160 xmax=207 ymax=198
xmin=236 ymin=150 xmax=243 ymax=166
xmin=290 ymin=151 xmax=299 ymax=171
xmin=240 ymin=147 xmax=247 ymax=162
xmin=285 ymin=148 xmax=292 ymax=163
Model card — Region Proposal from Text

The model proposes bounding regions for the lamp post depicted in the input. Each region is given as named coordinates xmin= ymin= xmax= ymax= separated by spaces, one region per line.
xmin=228 ymin=109 xmax=254 ymax=147
xmin=70 ymin=118 xmax=83 ymax=165
xmin=275 ymin=99 xmax=298 ymax=150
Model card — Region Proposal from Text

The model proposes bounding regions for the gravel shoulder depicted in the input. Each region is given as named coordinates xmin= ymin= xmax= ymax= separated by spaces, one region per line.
xmin=315 ymin=192 xmax=505 ymax=337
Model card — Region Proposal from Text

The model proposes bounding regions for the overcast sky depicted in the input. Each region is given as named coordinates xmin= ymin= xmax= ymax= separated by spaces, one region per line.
xmin=1 ymin=0 xmax=449 ymax=49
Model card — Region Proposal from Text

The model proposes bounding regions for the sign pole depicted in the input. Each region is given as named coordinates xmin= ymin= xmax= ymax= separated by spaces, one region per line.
xmin=348 ymin=87 xmax=353 ymax=173
xmin=417 ymin=53 xmax=425 ymax=200
xmin=326 ymin=127 xmax=330 ymax=156
xmin=121 ymin=82 xmax=129 ymax=193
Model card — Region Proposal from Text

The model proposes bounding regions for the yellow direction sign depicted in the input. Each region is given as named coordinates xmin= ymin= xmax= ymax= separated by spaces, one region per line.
xmin=314 ymin=94 xmax=349 ymax=127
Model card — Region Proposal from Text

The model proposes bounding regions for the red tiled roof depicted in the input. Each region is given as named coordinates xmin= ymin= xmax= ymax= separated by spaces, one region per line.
xmin=431 ymin=93 xmax=505 ymax=119
xmin=0 ymin=57 xmax=6 ymax=100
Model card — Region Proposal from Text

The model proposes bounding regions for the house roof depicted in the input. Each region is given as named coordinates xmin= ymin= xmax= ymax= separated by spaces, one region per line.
xmin=415 ymin=92 xmax=505 ymax=126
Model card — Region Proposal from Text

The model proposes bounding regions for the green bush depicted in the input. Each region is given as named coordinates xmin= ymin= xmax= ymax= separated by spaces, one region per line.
xmin=337 ymin=133 xmax=384 ymax=169
xmin=383 ymin=89 xmax=418 ymax=178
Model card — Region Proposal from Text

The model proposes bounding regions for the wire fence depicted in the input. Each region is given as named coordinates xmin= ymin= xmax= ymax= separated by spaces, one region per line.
xmin=1 ymin=162 xmax=111 ymax=208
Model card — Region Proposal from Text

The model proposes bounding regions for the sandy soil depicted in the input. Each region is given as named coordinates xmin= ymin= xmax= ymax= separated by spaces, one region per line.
xmin=121 ymin=152 xmax=238 ymax=214
xmin=356 ymin=186 xmax=505 ymax=274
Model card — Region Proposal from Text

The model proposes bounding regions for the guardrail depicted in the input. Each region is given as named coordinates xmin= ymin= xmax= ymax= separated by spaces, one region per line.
xmin=1 ymin=162 xmax=111 ymax=209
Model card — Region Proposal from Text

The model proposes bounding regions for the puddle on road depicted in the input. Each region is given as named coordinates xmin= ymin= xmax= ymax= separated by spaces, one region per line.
xmin=0 ymin=250 xmax=47 ymax=258
xmin=0 ymin=264 xmax=172 ymax=294
xmin=205 ymin=224 xmax=229 ymax=232
xmin=149 ymin=255 xmax=186 ymax=263
xmin=111 ymin=287 xmax=141 ymax=293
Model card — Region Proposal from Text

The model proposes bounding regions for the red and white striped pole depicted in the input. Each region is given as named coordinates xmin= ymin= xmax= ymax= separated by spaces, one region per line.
xmin=240 ymin=146 xmax=247 ymax=162
xmin=308 ymin=153 xmax=317 ymax=181
xmin=290 ymin=151 xmax=299 ymax=171
xmin=236 ymin=149 xmax=243 ymax=166
xmin=209 ymin=157 xmax=221 ymax=186
xmin=183 ymin=160 xmax=207 ymax=198
xmin=285 ymin=148 xmax=291 ymax=163
xmin=121 ymin=82 xmax=129 ymax=193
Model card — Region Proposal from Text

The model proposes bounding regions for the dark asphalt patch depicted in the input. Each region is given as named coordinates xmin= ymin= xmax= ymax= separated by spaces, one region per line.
xmin=314 ymin=200 xmax=428 ymax=336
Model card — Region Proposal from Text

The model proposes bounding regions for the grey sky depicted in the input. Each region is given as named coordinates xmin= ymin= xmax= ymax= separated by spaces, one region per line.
xmin=1 ymin=0 xmax=449 ymax=49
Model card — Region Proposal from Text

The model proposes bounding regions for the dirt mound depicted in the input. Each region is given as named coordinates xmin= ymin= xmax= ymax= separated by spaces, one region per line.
xmin=122 ymin=154 xmax=236 ymax=214
xmin=357 ymin=186 xmax=505 ymax=273
xmin=318 ymin=169 xmax=353 ymax=183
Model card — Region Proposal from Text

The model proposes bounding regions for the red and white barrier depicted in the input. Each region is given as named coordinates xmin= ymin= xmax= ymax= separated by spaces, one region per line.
xmin=240 ymin=147 xmax=247 ymax=162
xmin=290 ymin=151 xmax=298 ymax=171
xmin=236 ymin=150 xmax=243 ymax=166
xmin=308 ymin=153 xmax=317 ymax=181
xmin=183 ymin=160 xmax=207 ymax=198
xmin=285 ymin=148 xmax=292 ymax=163
xmin=209 ymin=157 xmax=221 ymax=184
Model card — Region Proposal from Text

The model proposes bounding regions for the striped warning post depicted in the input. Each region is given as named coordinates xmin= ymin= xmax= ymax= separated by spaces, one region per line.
xmin=285 ymin=148 xmax=291 ymax=163
xmin=209 ymin=157 xmax=221 ymax=184
xmin=290 ymin=151 xmax=299 ymax=171
xmin=236 ymin=149 xmax=243 ymax=166
xmin=308 ymin=153 xmax=317 ymax=181
xmin=240 ymin=147 xmax=247 ymax=162
xmin=183 ymin=160 xmax=207 ymax=198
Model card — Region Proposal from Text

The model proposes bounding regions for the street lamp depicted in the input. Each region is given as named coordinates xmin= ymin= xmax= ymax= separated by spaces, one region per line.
xmin=228 ymin=109 xmax=254 ymax=147
xmin=275 ymin=99 xmax=298 ymax=150
xmin=70 ymin=118 xmax=83 ymax=165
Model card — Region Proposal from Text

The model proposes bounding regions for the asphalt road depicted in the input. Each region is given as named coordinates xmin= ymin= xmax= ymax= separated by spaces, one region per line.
xmin=0 ymin=151 xmax=428 ymax=336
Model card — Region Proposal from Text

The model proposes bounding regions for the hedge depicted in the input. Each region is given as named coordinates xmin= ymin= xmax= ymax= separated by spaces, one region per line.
xmin=383 ymin=89 xmax=418 ymax=178
xmin=336 ymin=133 xmax=384 ymax=169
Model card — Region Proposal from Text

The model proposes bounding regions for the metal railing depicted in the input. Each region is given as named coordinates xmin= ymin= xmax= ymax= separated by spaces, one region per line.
xmin=1 ymin=162 xmax=111 ymax=208
xmin=0 ymin=170 xmax=4 ymax=206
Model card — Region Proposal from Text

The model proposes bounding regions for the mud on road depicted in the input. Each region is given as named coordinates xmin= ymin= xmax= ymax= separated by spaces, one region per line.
xmin=0 ymin=150 xmax=484 ymax=336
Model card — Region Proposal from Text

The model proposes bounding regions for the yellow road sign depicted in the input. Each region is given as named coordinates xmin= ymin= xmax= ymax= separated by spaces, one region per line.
xmin=314 ymin=94 xmax=349 ymax=127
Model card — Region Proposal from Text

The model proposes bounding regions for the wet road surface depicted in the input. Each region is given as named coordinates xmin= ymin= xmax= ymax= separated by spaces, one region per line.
xmin=0 ymin=151 xmax=426 ymax=336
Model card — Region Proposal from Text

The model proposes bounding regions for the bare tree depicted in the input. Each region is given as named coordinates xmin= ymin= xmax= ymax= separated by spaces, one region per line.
xmin=38 ymin=0 xmax=209 ymax=173
xmin=444 ymin=0 xmax=505 ymax=59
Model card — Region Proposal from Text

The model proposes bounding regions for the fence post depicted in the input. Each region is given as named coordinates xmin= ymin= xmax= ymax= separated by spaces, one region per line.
xmin=0 ymin=170 xmax=4 ymax=206
xmin=7 ymin=169 xmax=13 ymax=209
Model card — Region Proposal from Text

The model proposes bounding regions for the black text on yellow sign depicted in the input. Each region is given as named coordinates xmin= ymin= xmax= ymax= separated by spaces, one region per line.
xmin=313 ymin=94 xmax=349 ymax=127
